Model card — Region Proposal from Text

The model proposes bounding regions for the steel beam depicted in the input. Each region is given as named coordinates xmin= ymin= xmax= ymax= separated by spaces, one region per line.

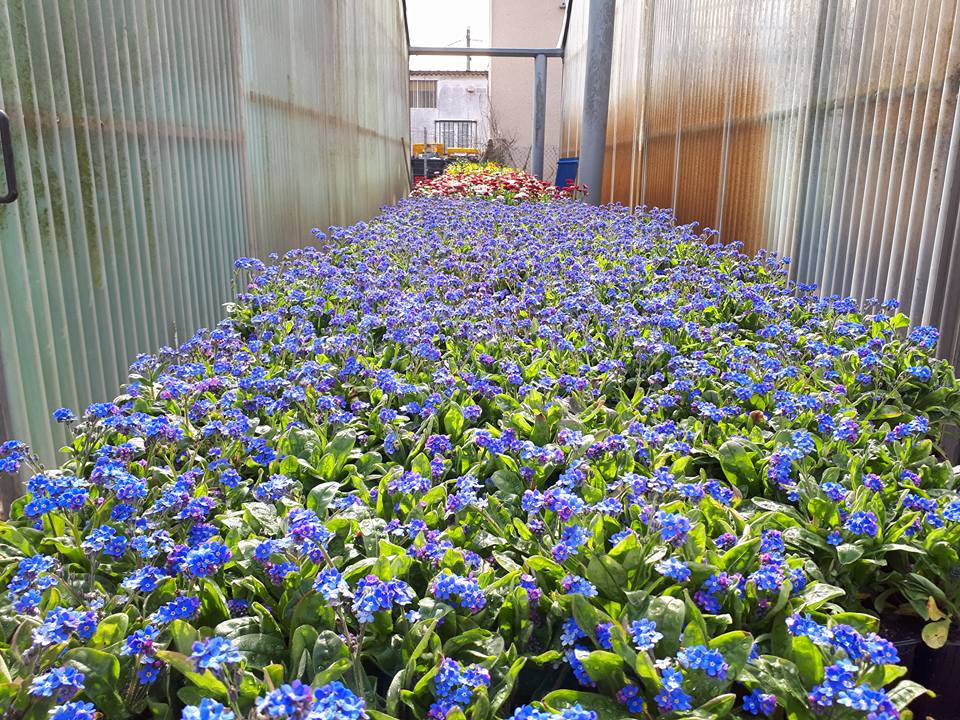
xmin=531 ymin=53 xmax=547 ymax=179
xmin=578 ymin=0 xmax=615 ymax=204
xmin=409 ymin=46 xmax=563 ymax=58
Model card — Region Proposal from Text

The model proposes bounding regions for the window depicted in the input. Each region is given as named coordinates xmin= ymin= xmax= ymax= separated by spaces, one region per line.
xmin=409 ymin=79 xmax=437 ymax=108
xmin=435 ymin=120 xmax=478 ymax=149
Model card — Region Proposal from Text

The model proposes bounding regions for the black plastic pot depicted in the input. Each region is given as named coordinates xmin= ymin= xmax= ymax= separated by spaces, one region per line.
xmin=893 ymin=637 xmax=922 ymax=679
xmin=910 ymin=640 xmax=960 ymax=719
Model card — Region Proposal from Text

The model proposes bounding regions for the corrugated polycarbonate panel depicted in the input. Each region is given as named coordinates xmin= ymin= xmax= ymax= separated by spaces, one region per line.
xmin=560 ymin=0 xmax=960 ymax=366
xmin=240 ymin=1 xmax=410 ymax=250
xmin=0 ymin=0 xmax=410 ymax=506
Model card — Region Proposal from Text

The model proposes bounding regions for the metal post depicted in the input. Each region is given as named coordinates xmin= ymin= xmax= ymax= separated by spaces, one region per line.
xmin=532 ymin=53 xmax=547 ymax=179
xmin=466 ymin=27 xmax=471 ymax=71
xmin=578 ymin=0 xmax=616 ymax=204
xmin=423 ymin=127 xmax=428 ymax=179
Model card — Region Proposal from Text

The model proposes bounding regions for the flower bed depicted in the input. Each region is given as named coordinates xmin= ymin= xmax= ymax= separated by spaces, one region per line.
xmin=1 ymin=198 xmax=959 ymax=720
xmin=410 ymin=162 xmax=582 ymax=203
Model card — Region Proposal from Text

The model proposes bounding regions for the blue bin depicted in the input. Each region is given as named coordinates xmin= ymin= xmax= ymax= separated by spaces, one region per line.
xmin=555 ymin=157 xmax=579 ymax=188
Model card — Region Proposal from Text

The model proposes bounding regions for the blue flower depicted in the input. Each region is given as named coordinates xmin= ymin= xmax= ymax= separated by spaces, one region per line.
xmin=257 ymin=679 xmax=314 ymax=718
xmin=655 ymin=667 xmax=692 ymax=712
xmin=253 ymin=474 xmax=296 ymax=501
xmin=561 ymin=617 xmax=587 ymax=647
xmin=655 ymin=510 xmax=691 ymax=544
xmin=907 ymin=325 xmax=939 ymax=349
xmin=351 ymin=575 xmax=415 ymax=622
xmin=122 ymin=625 xmax=159 ymax=656
xmin=388 ymin=470 xmax=431 ymax=495
xmin=49 ymin=702 xmax=98 ymax=720
xmin=190 ymin=636 xmax=243 ymax=673
xmin=182 ymin=697 xmax=235 ymax=720
xmin=151 ymin=596 xmax=200 ymax=624
xmin=629 ymin=618 xmax=663 ymax=650
xmin=52 ymin=407 xmax=77 ymax=423
xmin=678 ymin=645 xmax=728 ymax=678
xmin=29 ymin=666 xmax=85 ymax=701
xmin=314 ymin=567 xmax=352 ymax=605
xmin=430 ymin=658 xmax=490 ymax=718
xmin=742 ymin=688 xmax=776 ymax=716
xmin=844 ymin=511 xmax=879 ymax=537
xmin=552 ymin=523 xmax=590 ymax=561
xmin=430 ymin=571 xmax=486 ymax=612
xmin=561 ymin=575 xmax=597 ymax=597
xmin=655 ymin=557 xmax=691 ymax=582
xmin=617 ymin=684 xmax=645 ymax=713
xmin=311 ymin=680 xmax=367 ymax=720
xmin=183 ymin=540 xmax=232 ymax=577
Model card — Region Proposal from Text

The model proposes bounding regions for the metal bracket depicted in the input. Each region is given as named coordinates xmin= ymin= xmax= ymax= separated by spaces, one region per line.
xmin=0 ymin=110 xmax=18 ymax=204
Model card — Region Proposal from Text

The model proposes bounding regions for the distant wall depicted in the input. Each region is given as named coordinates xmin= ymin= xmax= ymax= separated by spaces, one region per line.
xmin=561 ymin=0 xmax=960 ymax=366
xmin=0 ymin=0 xmax=410 ymax=503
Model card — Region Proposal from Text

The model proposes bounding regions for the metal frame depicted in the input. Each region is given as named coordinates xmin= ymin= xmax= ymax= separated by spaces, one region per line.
xmin=409 ymin=47 xmax=561 ymax=179
xmin=409 ymin=47 xmax=563 ymax=58
xmin=0 ymin=110 xmax=18 ymax=204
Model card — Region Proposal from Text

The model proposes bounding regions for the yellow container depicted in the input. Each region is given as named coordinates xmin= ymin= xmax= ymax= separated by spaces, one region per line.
xmin=412 ymin=143 xmax=444 ymax=156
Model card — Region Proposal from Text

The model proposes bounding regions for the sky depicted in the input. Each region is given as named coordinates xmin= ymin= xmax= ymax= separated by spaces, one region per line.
xmin=406 ymin=0 xmax=491 ymax=71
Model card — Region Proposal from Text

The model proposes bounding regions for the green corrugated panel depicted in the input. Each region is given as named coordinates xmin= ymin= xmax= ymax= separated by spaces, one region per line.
xmin=0 ymin=0 xmax=410 ymax=508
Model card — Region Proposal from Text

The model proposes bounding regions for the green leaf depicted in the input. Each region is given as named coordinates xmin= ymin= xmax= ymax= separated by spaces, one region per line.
xmin=807 ymin=497 xmax=840 ymax=527
xmin=789 ymin=634 xmax=824 ymax=686
xmin=92 ymin=613 xmax=129 ymax=649
xmin=888 ymin=679 xmax=933 ymax=710
xmin=233 ymin=633 xmax=287 ymax=669
xmin=489 ymin=656 xmax=526 ymax=715
xmin=287 ymin=428 xmax=321 ymax=460
xmin=170 ymin=620 xmax=201 ymax=654
xmin=526 ymin=554 xmax=564 ymax=576
xmin=198 ymin=579 xmax=231 ymax=626
xmin=691 ymin=693 xmax=736 ymax=718
xmin=405 ymin=619 xmax=441 ymax=674
xmin=386 ymin=669 xmax=407 ymax=716
xmin=490 ymin=469 xmax=523 ymax=497
xmin=580 ymin=651 xmax=626 ymax=692
xmin=645 ymin=595 xmax=685 ymax=655
xmin=156 ymin=650 xmax=228 ymax=700
xmin=368 ymin=711 xmax=401 ymax=720
xmin=443 ymin=404 xmax=465 ymax=437
xmin=830 ymin=612 xmax=879 ymax=634
xmin=307 ymin=482 xmax=341 ymax=515
xmin=717 ymin=439 xmax=756 ymax=486
xmin=922 ymin=619 xmax=950 ymax=649
xmin=836 ymin=543 xmax=864 ymax=564
xmin=290 ymin=625 xmax=319 ymax=680
xmin=64 ymin=646 xmax=126 ymax=714
xmin=571 ymin=594 xmax=601 ymax=638
xmin=313 ymin=630 xmax=350 ymax=675
xmin=709 ymin=631 xmax=754 ymax=681
xmin=542 ymin=689 xmax=635 ymax=719
xmin=587 ymin=554 xmax=628 ymax=601
xmin=314 ymin=657 xmax=352 ymax=685
xmin=796 ymin=582 xmax=846 ymax=612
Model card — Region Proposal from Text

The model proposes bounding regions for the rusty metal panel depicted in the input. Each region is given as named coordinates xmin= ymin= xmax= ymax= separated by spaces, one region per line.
xmin=560 ymin=0 xmax=960 ymax=364
xmin=0 ymin=0 xmax=410 ymax=500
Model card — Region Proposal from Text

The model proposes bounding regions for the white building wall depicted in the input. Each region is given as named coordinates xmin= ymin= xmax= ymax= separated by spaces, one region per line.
xmin=410 ymin=73 xmax=490 ymax=148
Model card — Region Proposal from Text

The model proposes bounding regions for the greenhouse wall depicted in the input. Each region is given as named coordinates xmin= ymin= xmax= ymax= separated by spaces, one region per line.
xmin=561 ymin=0 xmax=960 ymax=365
xmin=0 ymin=0 xmax=410 ymax=495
